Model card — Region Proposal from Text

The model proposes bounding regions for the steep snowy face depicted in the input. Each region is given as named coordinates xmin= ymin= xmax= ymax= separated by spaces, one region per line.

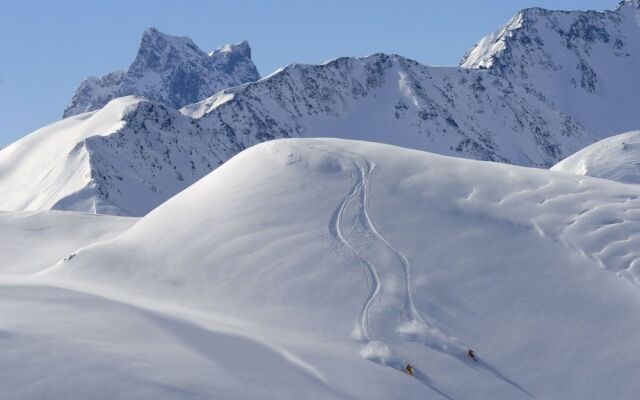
xmin=185 ymin=54 xmax=593 ymax=167
xmin=461 ymin=1 xmax=640 ymax=137
xmin=0 ymin=97 xmax=143 ymax=215
xmin=62 ymin=27 xmax=260 ymax=118
xmin=552 ymin=130 xmax=640 ymax=184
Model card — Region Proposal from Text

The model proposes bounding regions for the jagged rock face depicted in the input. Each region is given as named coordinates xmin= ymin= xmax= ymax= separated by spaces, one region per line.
xmin=63 ymin=28 xmax=260 ymax=118
xmin=84 ymin=100 xmax=240 ymax=216
xmin=184 ymin=54 xmax=592 ymax=168
xmin=461 ymin=1 xmax=640 ymax=137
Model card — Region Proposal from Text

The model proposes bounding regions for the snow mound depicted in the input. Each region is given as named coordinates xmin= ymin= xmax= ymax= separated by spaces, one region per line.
xmin=552 ymin=130 xmax=640 ymax=184
xmin=21 ymin=138 xmax=640 ymax=399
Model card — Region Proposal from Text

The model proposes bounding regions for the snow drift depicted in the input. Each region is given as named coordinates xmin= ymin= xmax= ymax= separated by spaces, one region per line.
xmin=552 ymin=130 xmax=640 ymax=184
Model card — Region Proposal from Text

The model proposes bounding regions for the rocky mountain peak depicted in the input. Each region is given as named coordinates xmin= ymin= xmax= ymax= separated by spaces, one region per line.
xmin=130 ymin=27 xmax=207 ymax=74
xmin=211 ymin=40 xmax=251 ymax=58
xmin=460 ymin=3 xmax=640 ymax=138
xmin=617 ymin=0 xmax=640 ymax=11
xmin=62 ymin=28 xmax=260 ymax=118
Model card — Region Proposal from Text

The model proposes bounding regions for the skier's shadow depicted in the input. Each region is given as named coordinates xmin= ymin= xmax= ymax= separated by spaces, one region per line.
xmin=471 ymin=357 xmax=533 ymax=398
xmin=382 ymin=359 xmax=455 ymax=400
xmin=411 ymin=368 xmax=455 ymax=400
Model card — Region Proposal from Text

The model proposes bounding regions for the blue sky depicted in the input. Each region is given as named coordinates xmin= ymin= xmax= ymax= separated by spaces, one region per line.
xmin=0 ymin=0 xmax=618 ymax=146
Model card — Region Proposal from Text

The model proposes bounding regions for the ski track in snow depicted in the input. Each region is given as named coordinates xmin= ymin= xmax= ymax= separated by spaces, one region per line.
xmin=324 ymin=147 xmax=460 ymax=367
xmin=321 ymin=145 xmax=533 ymax=397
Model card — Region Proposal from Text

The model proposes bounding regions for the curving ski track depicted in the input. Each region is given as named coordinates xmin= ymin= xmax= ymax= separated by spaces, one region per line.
xmin=324 ymin=147 xmax=450 ymax=356
xmin=322 ymin=145 xmax=532 ymax=397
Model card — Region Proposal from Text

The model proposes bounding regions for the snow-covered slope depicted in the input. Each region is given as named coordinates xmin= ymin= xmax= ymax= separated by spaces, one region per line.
xmin=0 ymin=211 xmax=135 ymax=276
xmin=63 ymin=27 xmax=260 ymax=118
xmin=552 ymin=130 xmax=640 ymax=183
xmin=461 ymin=0 xmax=640 ymax=137
xmin=0 ymin=97 xmax=143 ymax=215
xmin=11 ymin=139 xmax=638 ymax=399
xmin=0 ymin=96 xmax=240 ymax=216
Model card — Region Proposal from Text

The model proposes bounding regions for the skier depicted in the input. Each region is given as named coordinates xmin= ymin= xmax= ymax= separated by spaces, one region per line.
xmin=467 ymin=349 xmax=477 ymax=361
xmin=405 ymin=364 xmax=415 ymax=376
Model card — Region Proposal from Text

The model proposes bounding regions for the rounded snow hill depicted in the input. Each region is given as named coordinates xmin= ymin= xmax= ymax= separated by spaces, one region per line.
xmin=552 ymin=130 xmax=640 ymax=184
xmin=9 ymin=138 xmax=640 ymax=399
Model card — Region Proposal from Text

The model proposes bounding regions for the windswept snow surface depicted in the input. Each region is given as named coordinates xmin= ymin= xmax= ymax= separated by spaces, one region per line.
xmin=552 ymin=130 xmax=640 ymax=184
xmin=4 ymin=139 xmax=639 ymax=399
xmin=0 ymin=210 xmax=135 ymax=276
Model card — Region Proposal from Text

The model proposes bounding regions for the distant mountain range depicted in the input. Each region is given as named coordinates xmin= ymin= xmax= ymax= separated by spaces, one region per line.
xmin=1 ymin=1 xmax=639 ymax=216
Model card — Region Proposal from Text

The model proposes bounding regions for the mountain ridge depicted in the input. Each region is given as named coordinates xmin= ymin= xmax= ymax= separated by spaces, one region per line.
xmin=3 ymin=2 xmax=640 ymax=215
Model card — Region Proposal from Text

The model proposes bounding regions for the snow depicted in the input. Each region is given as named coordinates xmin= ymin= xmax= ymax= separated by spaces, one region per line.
xmin=4 ymin=1 xmax=640 ymax=395
xmin=0 ymin=96 xmax=146 ymax=215
xmin=180 ymin=90 xmax=236 ymax=118
xmin=552 ymin=130 xmax=640 ymax=184
xmin=4 ymin=138 xmax=640 ymax=399
xmin=461 ymin=3 xmax=640 ymax=138
xmin=0 ymin=210 xmax=136 ymax=276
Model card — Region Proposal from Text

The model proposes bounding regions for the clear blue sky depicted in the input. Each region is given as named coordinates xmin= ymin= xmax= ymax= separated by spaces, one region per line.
xmin=0 ymin=0 xmax=618 ymax=146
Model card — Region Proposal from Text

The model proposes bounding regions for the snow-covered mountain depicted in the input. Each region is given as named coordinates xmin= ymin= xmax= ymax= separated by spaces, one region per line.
xmin=6 ymin=139 xmax=638 ymax=399
xmin=182 ymin=54 xmax=591 ymax=167
xmin=0 ymin=96 xmax=242 ymax=216
xmin=461 ymin=0 xmax=640 ymax=137
xmin=4 ymin=2 xmax=640 ymax=217
xmin=63 ymin=27 xmax=260 ymax=118
xmin=0 ymin=54 xmax=595 ymax=216
xmin=552 ymin=130 xmax=640 ymax=184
